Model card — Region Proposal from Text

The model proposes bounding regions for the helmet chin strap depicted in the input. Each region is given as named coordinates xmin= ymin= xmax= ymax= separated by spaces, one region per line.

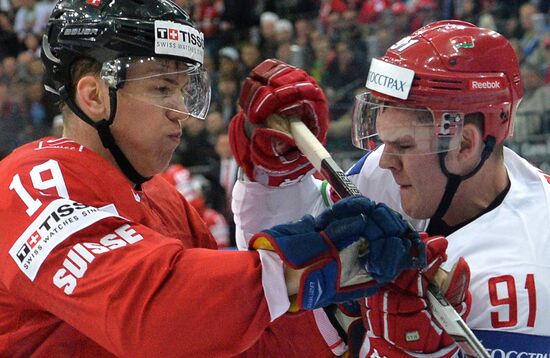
xmin=60 ymin=86 xmax=151 ymax=188
xmin=432 ymin=136 xmax=496 ymax=220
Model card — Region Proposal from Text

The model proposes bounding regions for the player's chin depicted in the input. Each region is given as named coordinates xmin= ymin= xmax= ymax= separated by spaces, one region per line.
xmin=145 ymin=152 xmax=175 ymax=177
xmin=401 ymin=196 xmax=432 ymax=220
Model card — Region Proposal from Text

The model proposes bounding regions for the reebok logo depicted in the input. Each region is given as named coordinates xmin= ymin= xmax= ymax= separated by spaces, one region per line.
xmin=470 ymin=80 xmax=503 ymax=90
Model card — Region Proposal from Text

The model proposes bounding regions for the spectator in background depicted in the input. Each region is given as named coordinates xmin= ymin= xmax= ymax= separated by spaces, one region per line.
xmin=205 ymin=110 xmax=226 ymax=139
xmin=215 ymin=73 xmax=239 ymax=123
xmin=293 ymin=18 xmax=315 ymax=71
xmin=309 ymin=32 xmax=333 ymax=84
xmin=23 ymin=80 xmax=48 ymax=136
xmin=526 ymin=34 xmax=550 ymax=78
xmin=0 ymin=80 xmax=27 ymax=155
xmin=455 ymin=0 xmax=482 ymax=25
xmin=189 ymin=0 xmax=222 ymax=56
xmin=0 ymin=11 xmax=20 ymax=59
xmin=514 ymin=63 xmax=550 ymax=140
xmin=174 ymin=116 xmax=217 ymax=167
xmin=239 ymin=42 xmax=261 ymax=75
xmin=323 ymin=40 xmax=367 ymax=120
xmin=21 ymin=33 xmax=40 ymax=58
xmin=518 ymin=3 xmax=542 ymax=62
xmin=339 ymin=8 xmax=367 ymax=59
xmin=13 ymin=0 xmax=54 ymax=41
xmin=357 ymin=0 xmax=390 ymax=25
xmin=162 ymin=163 xmax=231 ymax=248
xmin=219 ymin=0 xmax=257 ymax=43
xmin=390 ymin=1 xmax=411 ymax=40
xmin=217 ymin=46 xmax=241 ymax=80
xmin=319 ymin=0 xmax=347 ymax=32
xmin=1 ymin=56 xmax=18 ymax=84
xmin=258 ymin=11 xmax=279 ymax=59
xmin=409 ymin=0 xmax=439 ymax=31
xmin=274 ymin=18 xmax=293 ymax=46
xmin=275 ymin=41 xmax=293 ymax=65
xmin=214 ymin=129 xmax=237 ymax=243
xmin=325 ymin=7 xmax=346 ymax=45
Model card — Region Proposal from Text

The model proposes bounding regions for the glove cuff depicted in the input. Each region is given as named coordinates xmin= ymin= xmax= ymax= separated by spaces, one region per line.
xmin=229 ymin=112 xmax=255 ymax=181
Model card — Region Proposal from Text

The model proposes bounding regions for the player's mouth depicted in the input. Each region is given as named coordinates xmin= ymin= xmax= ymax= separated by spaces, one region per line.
xmin=168 ymin=132 xmax=181 ymax=144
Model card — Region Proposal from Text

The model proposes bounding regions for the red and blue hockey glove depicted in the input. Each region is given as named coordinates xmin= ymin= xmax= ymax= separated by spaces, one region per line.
xmin=250 ymin=196 xmax=426 ymax=312
xmin=362 ymin=235 xmax=472 ymax=357
xmin=229 ymin=59 xmax=329 ymax=186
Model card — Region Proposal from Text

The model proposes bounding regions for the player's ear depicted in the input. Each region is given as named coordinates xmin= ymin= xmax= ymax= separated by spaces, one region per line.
xmin=74 ymin=75 xmax=110 ymax=121
xmin=455 ymin=122 xmax=484 ymax=173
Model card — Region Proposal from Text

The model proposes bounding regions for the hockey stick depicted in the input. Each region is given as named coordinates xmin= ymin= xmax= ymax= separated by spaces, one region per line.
xmin=269 ymin=115 xmax=490 ymax=357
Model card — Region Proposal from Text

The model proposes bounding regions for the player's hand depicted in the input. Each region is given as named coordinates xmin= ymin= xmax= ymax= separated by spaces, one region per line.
xmin=363 ymin=235 xmax=472 ymax=356
xmin=250 ymin=196 xmax=425 ymax=312
xmin=229 ymin=59 xmax=329 ymax=187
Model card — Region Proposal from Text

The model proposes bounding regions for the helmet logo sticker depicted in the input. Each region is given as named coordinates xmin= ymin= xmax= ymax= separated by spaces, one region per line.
xmin=469 ymin=78 xmax=505 ymax=90
xmin=365 ymin=58 xmax=415 ymax=100
xmin=154 ymin=20 xmax=204 ymax=65
xmin=390 ymin=36 xmax=419 ymax=52
xmin=451 ymin=36 xmax=475 ymax=49
xmin=86 ymin=0 xmax=101 ymax=6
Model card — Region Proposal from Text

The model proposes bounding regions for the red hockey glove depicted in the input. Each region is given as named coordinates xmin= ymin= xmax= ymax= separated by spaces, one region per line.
xmin=229 ymin=59 xmax=329 ymax=186
xmin=362 ymin=235 xmax=472 ymax=357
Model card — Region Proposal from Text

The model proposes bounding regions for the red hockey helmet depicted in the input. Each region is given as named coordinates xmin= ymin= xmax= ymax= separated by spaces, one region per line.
xmin=352 ymin=20 xmax=522 ymax=153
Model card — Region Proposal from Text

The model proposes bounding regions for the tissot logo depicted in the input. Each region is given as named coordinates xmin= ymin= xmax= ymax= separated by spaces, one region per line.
xmin=154 ymin=21 xmax=204 ymax=64
xmin=156 ymin=27 xmax=204 ymax=48
xmin=9 ymin=199 xmax=118 ymax=281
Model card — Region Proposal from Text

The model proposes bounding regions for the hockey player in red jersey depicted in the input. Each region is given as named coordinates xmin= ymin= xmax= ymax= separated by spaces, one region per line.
xmin=0 ymin=0 xmax=429 ymax=356
xmin=230 ymin=21 xmax=550 ymax=357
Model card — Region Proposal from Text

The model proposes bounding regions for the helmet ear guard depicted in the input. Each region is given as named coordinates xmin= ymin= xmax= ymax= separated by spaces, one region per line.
xmin=354 ymin=20 xmax=522 ymax=153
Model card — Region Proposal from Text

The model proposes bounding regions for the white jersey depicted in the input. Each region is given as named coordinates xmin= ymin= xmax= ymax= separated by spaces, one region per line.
xmin=232 ymin=146 xmax=550 ymax=355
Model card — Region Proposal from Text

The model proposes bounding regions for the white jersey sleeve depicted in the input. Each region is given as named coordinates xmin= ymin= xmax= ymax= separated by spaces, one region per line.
xmin=232 ymin=172 xmax=328 ymax=249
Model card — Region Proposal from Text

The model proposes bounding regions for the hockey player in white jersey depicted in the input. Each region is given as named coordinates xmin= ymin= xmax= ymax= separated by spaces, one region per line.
xmin=229 ymin=20 xmax=550 ymax=356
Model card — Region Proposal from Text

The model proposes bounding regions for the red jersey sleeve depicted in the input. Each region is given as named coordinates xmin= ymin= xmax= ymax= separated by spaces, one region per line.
xmin=0 ymin=139 xmax=272 ymax=357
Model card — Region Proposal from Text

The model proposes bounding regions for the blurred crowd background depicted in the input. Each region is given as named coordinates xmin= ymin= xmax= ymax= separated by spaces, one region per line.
xmin=1 ymin=0 xmax=550 ymax=247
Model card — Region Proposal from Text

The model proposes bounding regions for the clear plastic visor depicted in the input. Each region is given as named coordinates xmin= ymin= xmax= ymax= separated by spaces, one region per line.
xmin=351 ymin=92 xmax=464 ymax=155
xmin=101 ymin=57 xmax=211 ymax=120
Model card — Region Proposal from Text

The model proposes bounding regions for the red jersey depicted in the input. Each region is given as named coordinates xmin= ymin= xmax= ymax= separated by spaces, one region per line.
xmin=0 ymin=138 xmax=278 ymax=357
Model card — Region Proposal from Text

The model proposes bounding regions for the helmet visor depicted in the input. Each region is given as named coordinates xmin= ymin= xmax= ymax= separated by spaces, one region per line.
xmin=101 ymin=57 xmax=211 ymax=120
xmin=351 ymin=92 xmax=464 ymax=155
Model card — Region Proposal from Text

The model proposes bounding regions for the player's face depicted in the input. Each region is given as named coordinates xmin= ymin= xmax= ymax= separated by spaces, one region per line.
xmin=111 ymin=61 xmax=190 ymax=176
xmin=377 ymin=107 xmax=447 ymax=219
